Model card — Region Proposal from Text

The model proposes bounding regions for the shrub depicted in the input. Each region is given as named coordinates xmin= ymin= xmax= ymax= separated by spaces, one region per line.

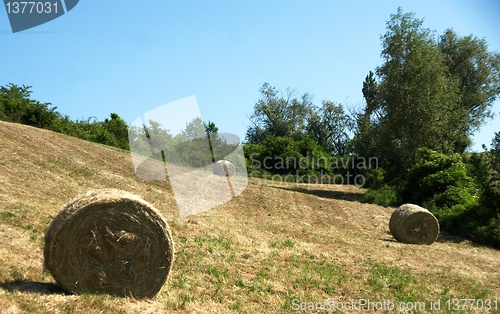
xmin=362 ymin=167 xmax=386 ymax=189
xmin=473 ymin=214 xmax=500 ymax=248
xmin=363 ymin=184 xmax=399 ymax=207
xmin=243 ymin=136 xmax=335 ymax=181
xmin=402 ymin=148 xmax=476 ymax=205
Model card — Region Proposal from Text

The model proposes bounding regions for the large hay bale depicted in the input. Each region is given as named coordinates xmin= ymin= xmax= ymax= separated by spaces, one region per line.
xmin=389 ymin=203 xmax=440 ymax=245
xmin=44 ymin=189 xmax=174 ymax=299
xmin=213 ymin=160 xmax=235 ymax=176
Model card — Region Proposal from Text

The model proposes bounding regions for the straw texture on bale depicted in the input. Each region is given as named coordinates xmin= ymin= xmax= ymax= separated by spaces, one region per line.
xmin=389 ymin=203 xmax=440 ymax=245
xmin=213 ymin=160 xmax=236 ymax=176
xmin=44 ymin=189 xmax=174 ymax=299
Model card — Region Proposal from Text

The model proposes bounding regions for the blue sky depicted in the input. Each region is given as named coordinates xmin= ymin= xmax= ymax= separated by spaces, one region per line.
xmin=1 ymin=0 xmax=499 ymax=151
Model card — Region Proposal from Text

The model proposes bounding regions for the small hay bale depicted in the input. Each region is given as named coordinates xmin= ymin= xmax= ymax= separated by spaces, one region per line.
xmin=389 ymin=203 xmax=440 ymax=245
xmin=44 ymin=189 xmax=174 ymax=299
xmin=213 ymin=160 xmax=236 ymax=176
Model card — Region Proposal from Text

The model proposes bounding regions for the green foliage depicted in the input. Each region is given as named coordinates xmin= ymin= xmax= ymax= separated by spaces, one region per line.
xmin=129 ymin=117 xmax=238 ymax=170
xmin=462 ymin=132 xmax=500 ymax=248
xmin=400 ymin=148 xmax=478 ymax=230
xmin=491 ymin=131 xmax=500 ymax=179
xmin=377 ymin=9 xmax=462 ymax=172
xmin=243 ymin=143 xmax=263 ymax=171
xmin=244 ymin=136 xmax=334 ymax=181
xmin=244 ymin=83 xmax=359 ymax=183
xmin=397 ymin=147 xmax=500 ymax=247
xmin=439 ymin=30 xmax=500 ymax=152
xmin=355 ymin=8 xmax=500 ymax=177
xmin=362 ymin=184 xmax=399 ymax=207
xmin=353 ymin=71 xmax=382 ymax=160
xmin=404 ymin=149 xmax=476 ymax=206
xmin=246 ymin=83 xmax=353 ymax=156
xmin=464 ymin=152 xmax=491 ymax=192
xmin=0 ymin=83 xmax=130 ymax=151
xmin=307 ymin=100 xmax=354 ymax=155
xmin=0 ymin=83 xmax=59 ymax=129
xmin=362 ymin=167 xmax=385 ymax=189
xmin=102 ymin=113 xmax=129 ymax=150
xmin=359 ymin=142 xmax=500 ymax=248
xmin=472 ymin=214 xmax=500 ymax=248
xmin=246 ymin=83 xmax=315 ymax=144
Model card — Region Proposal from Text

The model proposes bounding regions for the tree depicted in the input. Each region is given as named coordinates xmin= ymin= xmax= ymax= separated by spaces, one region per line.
xmin=358 ymin=8 xmax=463 ymax=174
xmin=492 ymin=131 xmax=500 ymax=157
xmin=356 ymin=9 xmax=500 ymax=176
xmin=490 ymin=131 xmax=500 ymax=182
xmin=381 ymin=9 xmax=462 ymax=167
xmin=203 ymin=120 xmax=218 ymax=138
xmin=439 ymin=30 xmax=500 ymax=152
xmin=182 ymin=117 xmax=205 ymax=140
xmin=103 ymin=113 xmax=129 ymax=150
xmin=307 ymin=100 xmax=353 ymax=155
xmin=352 ymin=71 xmax=383 ymax=160
xmin=20 ymin=100 xmax=59 ymax=129
xmin=245 ymin=83 xmax=314 ymax=144
xmin=203 ymin=120 xmax=219 ymax=162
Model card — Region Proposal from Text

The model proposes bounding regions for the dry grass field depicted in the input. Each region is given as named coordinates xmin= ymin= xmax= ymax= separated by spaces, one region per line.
xmin=0 ymin=121 xmax=499 ymax=313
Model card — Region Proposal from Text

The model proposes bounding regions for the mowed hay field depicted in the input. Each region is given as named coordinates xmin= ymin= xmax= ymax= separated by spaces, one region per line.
xmin=0 ymin=120 xmax=499 ymax=314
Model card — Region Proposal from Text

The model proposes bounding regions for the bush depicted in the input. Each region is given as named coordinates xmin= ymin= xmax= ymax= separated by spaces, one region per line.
xmin=473 ymin=214 xmax=500 ymax=248
xmin=362 ymin=167 xmax=385 ymax=189
xmin=463 ymin=152 xmax=491 ymax=190
xmin=462 ymin=143 xmax=500 ymax=248
xmin=243 ymin=136 xmax=335 ymax=182
xmin=398 ymin=148 xmax=500 ymax=247
xmin=362 ymin=184 xmax=399 ymax=207
xmin=402 ymin=148 xmax=476 ymax=205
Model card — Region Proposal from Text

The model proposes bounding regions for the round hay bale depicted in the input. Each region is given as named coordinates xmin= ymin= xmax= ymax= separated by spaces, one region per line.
xmin=44 ymin=189 xmax=174 ymax=299
xmin=389 ymin=203 xmax=440 ymax=245
xmin=213 ymin=160 xmax=236 ymax=176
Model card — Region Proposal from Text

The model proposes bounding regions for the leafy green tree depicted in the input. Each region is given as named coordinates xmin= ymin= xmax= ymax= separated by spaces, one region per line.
xmin=403 ymin=148 xmax=479 ymax=231
xmin=0 ymin=84 xmax=132 ymax=151
xmin=103 ymin=113 xmax=129 ymax=150
xmin=357 ymin=9 xmax=466 ymax=175
xmin=356 ymin=9 xmax=500 ymax=176
xmin=245 ymin=135 xmax=332 ymax=179
xmin=50 ymin=113 xmax=77 ymax=136
xmin=20 ymin=101 xmax=59 ymax=129
xmin=439 ymin=30 xmax=500 ymax=152
xmin=353 ymin=71 xmax=382 ymax=160
xmin=203 ymin=120 xmax=218 ymax=137
xmin=379 ymin=9 xmax=462 ymax=170
xmin=481 ymin=131 xmax=500 ymax=211
xmin=307 ymin=100 xmax=353 ymax=155
xmin=182 ymin=117 xmax=205 ymax=140
xmin=245 ymin=83 xmax=314 ymax=144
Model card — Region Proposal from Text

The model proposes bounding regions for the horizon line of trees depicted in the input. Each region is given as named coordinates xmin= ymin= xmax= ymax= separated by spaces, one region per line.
xmin=243 ymin=8 xmax=500 ymax=248
xmin=0 ymin=83 xmax=130 ymax=150
xmin=0 ymin=84 xmax=239 ymax=169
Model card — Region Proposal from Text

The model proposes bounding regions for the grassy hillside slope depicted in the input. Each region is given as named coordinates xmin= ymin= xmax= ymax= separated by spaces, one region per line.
xmin=0 ymin=121 xmax=499 ymax=313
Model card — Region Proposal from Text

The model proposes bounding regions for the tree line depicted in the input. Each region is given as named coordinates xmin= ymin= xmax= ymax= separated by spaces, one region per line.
xmin=0 ymin=85 xmax=238 ymax=170
xmin=0 ymin=83 xmax=130 ymax=150
xmin=244 ymin=8 xmax=500 ymax=248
